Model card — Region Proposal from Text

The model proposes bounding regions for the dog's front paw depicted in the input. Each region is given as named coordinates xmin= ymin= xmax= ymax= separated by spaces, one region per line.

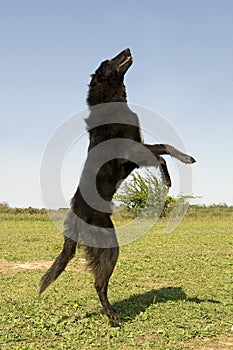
xmin=179 ymin=154 xmax=196 ymax=164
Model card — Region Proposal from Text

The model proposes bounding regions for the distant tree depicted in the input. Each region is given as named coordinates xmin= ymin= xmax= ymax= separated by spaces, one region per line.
xmin=0 ymin=202 xmax=10 ymax=212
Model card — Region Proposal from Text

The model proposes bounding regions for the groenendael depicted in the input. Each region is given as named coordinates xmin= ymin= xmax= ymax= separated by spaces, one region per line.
xmin=40 ymin=48 xmax=196 ymax=322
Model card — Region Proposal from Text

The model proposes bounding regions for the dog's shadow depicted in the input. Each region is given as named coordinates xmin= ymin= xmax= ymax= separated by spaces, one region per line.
xmin=109 ymin=286 xmax=220 ymax=322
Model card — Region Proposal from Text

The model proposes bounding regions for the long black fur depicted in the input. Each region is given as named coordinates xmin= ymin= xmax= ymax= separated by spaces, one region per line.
xmin=40 ymin=48 xmax=196 ymax=322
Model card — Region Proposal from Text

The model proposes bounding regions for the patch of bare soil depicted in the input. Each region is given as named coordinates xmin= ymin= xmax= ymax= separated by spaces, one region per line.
xmin=184 ymin=336 xmax=233 ymax=350
xmin=0 ymin=258 xmax=87 ymax=273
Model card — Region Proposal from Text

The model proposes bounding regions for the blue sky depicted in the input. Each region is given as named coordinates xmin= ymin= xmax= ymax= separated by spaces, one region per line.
xmin=0 ymin=0 xmax=233 ymax=208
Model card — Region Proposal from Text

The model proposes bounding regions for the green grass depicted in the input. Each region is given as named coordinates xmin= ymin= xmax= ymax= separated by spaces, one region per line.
xmin=0 ymin=213 xmax=233 ymax=349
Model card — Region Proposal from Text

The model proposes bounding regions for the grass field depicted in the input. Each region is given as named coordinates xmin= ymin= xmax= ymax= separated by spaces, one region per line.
xmin=0 ymin=211 xmax=233 ymax=349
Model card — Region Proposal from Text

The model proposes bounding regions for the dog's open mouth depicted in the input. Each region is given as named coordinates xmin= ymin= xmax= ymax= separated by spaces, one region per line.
xmin=118 ymin=55 xmax=132 ymax=68
xmin=112 ymin=48 xmax=133 ymax=74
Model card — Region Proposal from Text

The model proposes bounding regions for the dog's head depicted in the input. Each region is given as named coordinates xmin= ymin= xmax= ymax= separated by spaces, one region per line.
xmin=87 ymin=48 xmax=133 ymax=106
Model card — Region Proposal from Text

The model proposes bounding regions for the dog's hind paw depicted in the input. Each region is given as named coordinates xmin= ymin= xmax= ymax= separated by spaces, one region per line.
xmin=106 ymin=307 xmax=121 ymax=324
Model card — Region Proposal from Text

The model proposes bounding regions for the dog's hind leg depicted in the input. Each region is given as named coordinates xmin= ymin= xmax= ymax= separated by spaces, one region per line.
xmin=86 ymin=246 xmax=120 ymax=323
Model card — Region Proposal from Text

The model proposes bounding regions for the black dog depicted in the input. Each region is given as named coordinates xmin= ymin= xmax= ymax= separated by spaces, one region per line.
xmin=40 ymin=48 xmax=196 ymax=322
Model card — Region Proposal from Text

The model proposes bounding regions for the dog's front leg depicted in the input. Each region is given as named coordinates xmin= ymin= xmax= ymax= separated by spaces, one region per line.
xmin=144 ymin=144 xmax=196 ymax=164
xmin=138 ymin=154 xmax=172 ymax=187
xmin=157 ymin=156 xmax=172 ymax=187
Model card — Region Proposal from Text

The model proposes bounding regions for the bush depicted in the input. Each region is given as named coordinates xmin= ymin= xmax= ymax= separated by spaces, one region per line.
xmin=114 ymin=169 xmax=173 ymax=217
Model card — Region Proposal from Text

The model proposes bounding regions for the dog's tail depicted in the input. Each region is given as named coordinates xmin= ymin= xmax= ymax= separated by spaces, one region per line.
xmin=39 ymin=236 xmax=77 ymax=295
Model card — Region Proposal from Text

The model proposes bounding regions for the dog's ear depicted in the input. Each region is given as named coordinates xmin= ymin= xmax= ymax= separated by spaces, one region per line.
xmin=89 ymin=74 xmax=98 ymax=86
